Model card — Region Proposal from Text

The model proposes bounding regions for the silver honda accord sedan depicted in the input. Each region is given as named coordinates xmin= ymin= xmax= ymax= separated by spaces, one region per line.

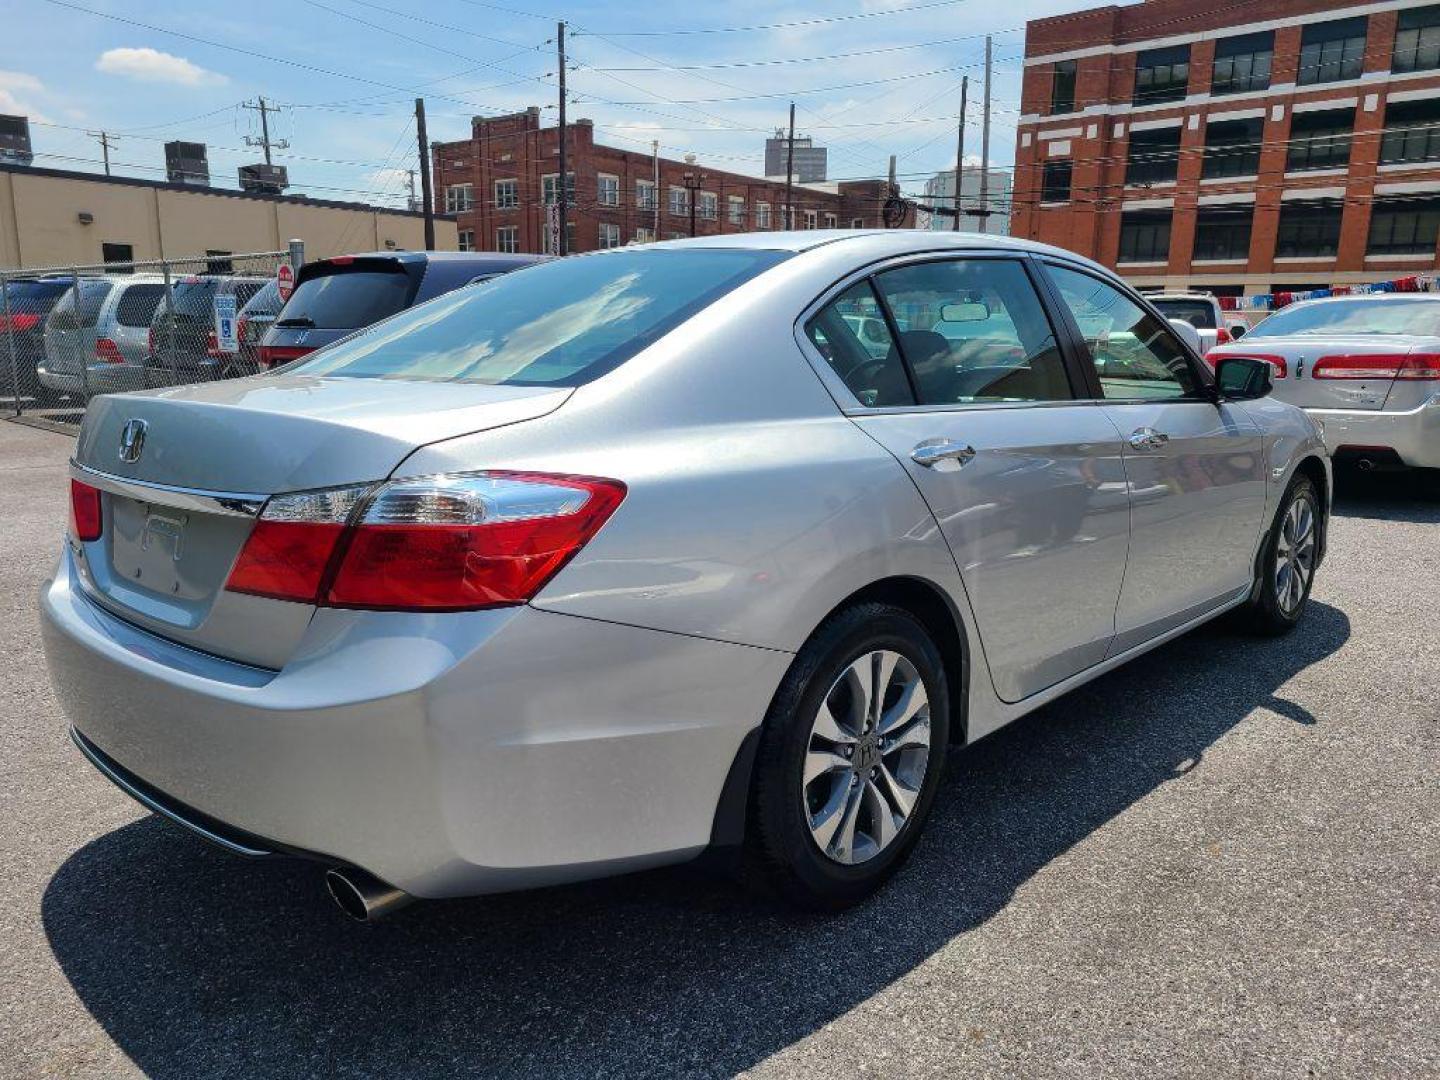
xmin=41 ymin=232 xmax=1330 ymax=918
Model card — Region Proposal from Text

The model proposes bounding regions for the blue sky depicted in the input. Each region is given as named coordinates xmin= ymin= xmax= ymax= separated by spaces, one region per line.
xmin=1 ymin=0 xmax=1084 ymax=207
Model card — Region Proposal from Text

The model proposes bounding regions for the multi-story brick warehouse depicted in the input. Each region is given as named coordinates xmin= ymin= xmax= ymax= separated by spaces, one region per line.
xmin=1011 ymin=0 xmax=1440 ymax=298
xmin=431 ymin=108 xmax=911 ymax=255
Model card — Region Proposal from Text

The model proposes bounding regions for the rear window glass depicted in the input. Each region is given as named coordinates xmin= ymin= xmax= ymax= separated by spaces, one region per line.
xmin=1248 ymin=298 xmax=1440 ymax=337
xmin=279 ymin=270 xmax=414 ymax=330
xmin=4 ymin=280 xmax=70 ymax=303
xmin=48 ymin=280 xmax=113 ymax=329
xmin=163 ymin=279 xmax=221 ymax=320
xmin=240 ymin=279 xmax=282 ymax=317
xmin=291 ymin=248 xmax=788 ymax=386
xmin=1150 ymin=298 xmax=1217 ymax=328
xmin=115 ymin=284 xmax=165 ymax=327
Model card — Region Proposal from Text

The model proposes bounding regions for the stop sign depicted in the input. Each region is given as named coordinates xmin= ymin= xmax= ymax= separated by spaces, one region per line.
xmin=277 ymin=262 xmax=296 ymax=302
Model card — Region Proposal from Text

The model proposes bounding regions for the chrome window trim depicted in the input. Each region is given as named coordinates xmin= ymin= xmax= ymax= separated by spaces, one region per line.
xmin=71 ymin=462 xmax=266 ymax=517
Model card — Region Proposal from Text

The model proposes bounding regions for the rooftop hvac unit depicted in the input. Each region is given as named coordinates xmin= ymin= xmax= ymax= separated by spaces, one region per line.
xmin=0 ymin=114 xmax=33 ymax=167
xmin=165 ymin=140 xmax=210 ymax=186
xmin=238 ymin=163 xmax=289 ymax=194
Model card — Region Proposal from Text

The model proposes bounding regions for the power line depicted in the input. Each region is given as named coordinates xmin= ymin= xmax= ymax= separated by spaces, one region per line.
xmin=577 ymin=1 xmax=982 ymax=38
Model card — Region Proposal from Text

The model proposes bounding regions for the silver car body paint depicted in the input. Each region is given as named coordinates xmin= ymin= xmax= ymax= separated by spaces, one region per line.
xmin=41 ymin=231 xmax=1331 ymax=898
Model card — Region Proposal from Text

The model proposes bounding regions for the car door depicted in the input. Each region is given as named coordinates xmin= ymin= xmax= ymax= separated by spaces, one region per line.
xmin=1040 ymin=261 xmax=1267 ymax=653
xmin=801 ymin=255 xmax=1132 ymax=704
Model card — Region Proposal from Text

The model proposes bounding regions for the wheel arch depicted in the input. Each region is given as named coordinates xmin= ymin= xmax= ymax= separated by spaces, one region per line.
xmin=1292 ymin=454 xmax=1330 ymax=564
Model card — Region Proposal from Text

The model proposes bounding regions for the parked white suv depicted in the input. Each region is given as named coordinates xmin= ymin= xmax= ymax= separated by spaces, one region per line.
xmin=1144 ymin=291 xmax=1248 ymax=353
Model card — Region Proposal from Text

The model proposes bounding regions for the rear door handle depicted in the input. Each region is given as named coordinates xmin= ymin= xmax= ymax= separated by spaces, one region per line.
xmin=1127 ymin=427 xmax=1169 ymax=452
xmin=911 ymin=438 xmax=977 ymax=471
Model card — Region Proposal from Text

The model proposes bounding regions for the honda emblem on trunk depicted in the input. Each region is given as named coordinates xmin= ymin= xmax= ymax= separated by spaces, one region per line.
xmin=118 ymin=419 xmax=148 ymax=464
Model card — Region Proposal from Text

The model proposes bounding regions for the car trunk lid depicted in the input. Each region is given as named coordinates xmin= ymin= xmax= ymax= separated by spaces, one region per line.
xmin=1213 ymin=334 xmax=1428 ymax=411
xmin=71 ymin=375 xmax=571 ymax=667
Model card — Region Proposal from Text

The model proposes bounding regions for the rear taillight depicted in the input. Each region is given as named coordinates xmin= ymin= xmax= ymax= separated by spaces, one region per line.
xmin=1205 ymin=351 xmax=1288 ymax=378
xmin=69 ymin=479 xmax=102 ymax=541
xmin=94 ymin=337 xmax=124 ymax=364
xmin=1311 ymin=354 xmax=1413 ymax=380
xmin=0 ymin=313 xmax=40 ymax=333
xmin=236 ymin=315 xmax=250 ymax=344
xmin=1215 ymin=327 xmax=1232 ymax=345
xmin=147 ymin=327 xmax=155 ymax=354
xmin=205 ymin=329 xmax=221 ymax=357
xmin=258 ymin=344 xmax=314 ymax=370
xmin=224 ymin=472 xmax=626 ymax=610
xmin=1397 ymin=353 xmax=1440 ymax=380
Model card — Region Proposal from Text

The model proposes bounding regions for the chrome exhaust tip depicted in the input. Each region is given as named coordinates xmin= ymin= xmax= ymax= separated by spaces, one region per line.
xmin=325 ymin=868 xmax=413 ymax=922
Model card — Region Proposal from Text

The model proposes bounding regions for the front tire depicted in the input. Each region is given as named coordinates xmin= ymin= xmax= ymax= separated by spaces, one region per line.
xmin=747 ymin=603 xmax=950 ymax=911
xmin=1241 ymin=474 xmax=1320 ymax=635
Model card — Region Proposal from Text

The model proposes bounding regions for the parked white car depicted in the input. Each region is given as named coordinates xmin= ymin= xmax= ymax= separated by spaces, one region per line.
xmin=1145 ymin=291 xmax=1249 ymax=353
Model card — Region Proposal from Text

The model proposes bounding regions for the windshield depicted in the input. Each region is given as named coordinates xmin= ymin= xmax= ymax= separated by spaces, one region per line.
xmin=290 ymin=248 xmax=789 ymax=386
xmin=1248 ymin=298 xmax=1440 ymax=337
xmin=1150 ymin=299 xmax=1216 ymax=329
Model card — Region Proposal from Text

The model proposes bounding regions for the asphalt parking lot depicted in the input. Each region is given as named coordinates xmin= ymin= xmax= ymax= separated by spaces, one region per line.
xmin=1 ymin=417 xmax=1436 ymax=1080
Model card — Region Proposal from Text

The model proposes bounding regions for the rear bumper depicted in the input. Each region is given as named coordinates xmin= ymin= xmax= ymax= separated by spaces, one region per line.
xmin=36 ymin=363 xmax=141 ymax=396
xmin=41 ymin=550 xmax=788 ymax=898
xmin=1307 ymin=392 xmax=1440 ymax=469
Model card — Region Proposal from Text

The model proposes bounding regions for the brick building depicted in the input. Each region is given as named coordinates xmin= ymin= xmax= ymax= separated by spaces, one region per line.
xmin=1011 ymin=0 xmax=1440 ymax=298
xmin=431 ymin=108 xmax=909 ymax=255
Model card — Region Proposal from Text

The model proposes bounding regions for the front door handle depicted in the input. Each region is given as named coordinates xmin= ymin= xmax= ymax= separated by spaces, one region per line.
xmin=911 ymin=438 xmax=977 ymax=471
xmin=1128 ymin=427 xmax=1170 ymax=452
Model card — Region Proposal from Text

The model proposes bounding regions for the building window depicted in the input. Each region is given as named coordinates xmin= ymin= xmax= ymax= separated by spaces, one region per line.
xmin=1202 ymin=117 xmax=1263 ymax=179
xmin=1394 ymin=4 xmax=1440 ymax=73
xmin=1275 ymin=201 xmax=1343 ymax=257
xmin=1041 ymin=160 xmax=1073 ymax=202
xmin=1211 ymin=31 xmax=1273 ymax=96
xmin=1298 ymin=16 xmax=1369 ymax=86
xmin=495 ymin=226 xmax=518 ymax=254
xmin=635 ymin=226 xmax=655 ymax=244
xmin=543 ymin=222 xmax=576 ymax=256
xmin=1118 ymin=210 xmax=1172 ymax=263
xmin=1380 ymin=98 xmax=1440 ymax=165
xmin=668 ymin=231 xmax=686 ymax=240
xmin=597 ymin=173 xmax=619 ymax=207
xmin=804 ymin=209 xmax=818 ymax=229
xmin=205 ymin=250 xmax=234 ymax=275
xmin=851 ymin=216 xmax=865 ymax=228
xmin=444 ymin=183 xmax=474 ymax=213
xmin=541 ymin=172 xmax=575 ymax=205
xmin=457 ymin=230 xmax=474 ymax=252
xmin=1287 ymin=108 xmax=1354 ymax=171
xmin=727 ymin=196 xmax=745 ymax=225
xmin=756 ymin=202 xmax=771 ymax=228
xmin=1051 ymin=58 xmax=1077 ymax=114
xmin=1133 ymin=45 xmax=1189 ymax=106
xmin=494 ymin=178 xmax=518 ymax=209
xmin=598 ymin=222 xmax=621 ymax=248
xmin=698 ymin=192 xmax=718 ymax=220
xmin=101 ymin=242 xmax=134 ymax=270
xmin=824 ymin=213 xmax=838 ymax=228
xmin=1192 ymin=208 xmax=1253 ymax=261
xmin=1367 ymin=198 xmax=1440 ymax=255
xmin=1125 ymin=126 xmax=1182 ymax=185
xmin=668 ymin=185 xmax=689 ymax=215
xmin=636 ymin=179 xmax=656 ymax=209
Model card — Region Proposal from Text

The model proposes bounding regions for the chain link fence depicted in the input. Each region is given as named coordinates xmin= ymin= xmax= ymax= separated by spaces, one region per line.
xmin=2 ymin=243 xmax=302 ymax=429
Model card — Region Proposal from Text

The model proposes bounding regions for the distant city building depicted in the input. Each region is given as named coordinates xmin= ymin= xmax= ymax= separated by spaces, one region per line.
xmin=921 ymin=167 xmax=1013 ymax=235
xmin=764 ymin=130 xmax=828 ymax=183
xmin=0 ymin=115 xmax=33 ymax=167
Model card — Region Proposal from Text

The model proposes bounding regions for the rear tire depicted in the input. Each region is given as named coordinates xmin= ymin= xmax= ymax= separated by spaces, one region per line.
xmin=1239 ymin=474 xmax=1320 ymax=636
xmin=747 ymin=603 xmax=950 ymax=911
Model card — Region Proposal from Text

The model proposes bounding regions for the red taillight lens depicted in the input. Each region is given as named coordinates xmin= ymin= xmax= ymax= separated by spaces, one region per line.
xmin=147 ymin=327 xmax=155 ymax=354
xmin=1312 ymin=354 xmax=1406 ymax=380
xmin=1397 ymin=353 xmax=1440 ymax=380
xmin=258 ymin=344 xmax=314 ymax=370
xmin=94 ymin=337 xmax=125 ymax=364
xmin=0 ymin=312 xmax=40 ymax=333
xmin=223 ymin=472 xmax=626 ymax=610
xmin=1205 ymin=351 xmax=1287 ymax=378
xmin=205 ymin=329 xmax=221 ymax=357
xmin=1215 ymin=326 xmax=1231 ymax=345
xmin=69 ymin=479 xmax=103 ymax=541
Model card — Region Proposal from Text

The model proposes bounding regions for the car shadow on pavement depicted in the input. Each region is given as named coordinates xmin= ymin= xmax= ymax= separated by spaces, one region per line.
xmin=1330 ymin=466 xmax=1440 ymax=523
xmin=43 ymin=602 xmax=1349 ymax=1080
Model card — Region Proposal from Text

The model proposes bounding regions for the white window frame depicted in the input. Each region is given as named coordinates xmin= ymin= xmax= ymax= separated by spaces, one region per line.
xmin=669 ymin=185 xmax=689 ymax=215
xmin=636 ymin=179 xmax=656 ymax=210
xmin=851 ymin=217 xmax=865 ymax=228
xmin=543 ymin=221 xmax=576 ymax=256
xmin=457 ymin=229 xmax=475 ymax=252
xmin=804 ymin=209 xmax=819 ymax=230
xmin=495 ymin=225 xmax=518 ymax=254
xmin=698 ymin=191 xmax=718 ymax=220
xmin=444 ymin=183 xmax=474 ymax=213
xmin=635 ymin=226 xmax=655 ymax=244
xmin=542 ymin=172 xmax=575 ymax=206
xmin=824 ymin=213 xmax=838 ymax=228
xmin=598 ymin=221 xmax=621 ymax=248
xmin=728 ymin=195 xmax=745 ymax=225
xmin=493 ymin=178 xmax=518 ymax=209
xmin=756 ymin=202 xmax=771 ymax=228
xmin=597 ymin=173 xmax=620 ymax=207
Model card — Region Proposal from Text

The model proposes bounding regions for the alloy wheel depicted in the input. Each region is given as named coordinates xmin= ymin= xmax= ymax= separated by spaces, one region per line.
xmin=1275 ymin=493 xmax=1317 ymax=615
xmin=802 ymin=649 xmax=933 ymax=865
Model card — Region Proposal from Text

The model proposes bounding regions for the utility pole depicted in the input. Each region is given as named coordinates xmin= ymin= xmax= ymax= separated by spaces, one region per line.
xmin=979 ymin=36 xmax=992 ymax=236
xmin=557 ymin=21 xmax=569 ymax=255
xmin=651 ymin=139 xmax=660 ymax=237
xmin=683 ymin=169 xmax=705 ymax=237
xmin=242 ymin=97 xmax=289 ymax=165
xmin=784 ymin=101 xmax=796 ymax=230
xmin=415 ymin=98 xmax=435 ymax=250
xmin=952 ymin=77 xmax=967 ymax=232
xmin=88 ymin=130 xmax=117 ymax=176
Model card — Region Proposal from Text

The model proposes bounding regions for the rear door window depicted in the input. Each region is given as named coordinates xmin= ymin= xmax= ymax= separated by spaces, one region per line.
xmin=292 ymin=248 xmax=788 ymax=386
xmin=115 ymin=284 xmax=165 ymax=327
xmin=279 ymin=269 xmax=415 ymax=330
xmin=805 ymin=281 xmax=913 ymax=408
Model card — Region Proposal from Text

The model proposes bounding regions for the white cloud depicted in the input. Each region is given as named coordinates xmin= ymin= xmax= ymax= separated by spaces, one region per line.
xmin=95 ymin=47 xmax=226 ymax=87
xmin=0 ymin=70 xmax=51 ymax=123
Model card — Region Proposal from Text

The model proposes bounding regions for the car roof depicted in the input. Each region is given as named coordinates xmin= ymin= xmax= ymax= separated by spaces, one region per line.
xmin=642 ymin=229 xmax=1086 ymax=258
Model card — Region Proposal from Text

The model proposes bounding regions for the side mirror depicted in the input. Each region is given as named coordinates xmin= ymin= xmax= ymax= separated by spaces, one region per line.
xmin=1228 ymin=323 xmax=1247 ymax=341
xmin=1167 ymin=317 xmax=1203 ymax=356
xmin=1215 ymin=356 xmax=1274 ymax=401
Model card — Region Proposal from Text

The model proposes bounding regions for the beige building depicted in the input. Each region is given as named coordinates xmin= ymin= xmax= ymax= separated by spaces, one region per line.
xmin=0 ymin=164 xmax=456 ymax=270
